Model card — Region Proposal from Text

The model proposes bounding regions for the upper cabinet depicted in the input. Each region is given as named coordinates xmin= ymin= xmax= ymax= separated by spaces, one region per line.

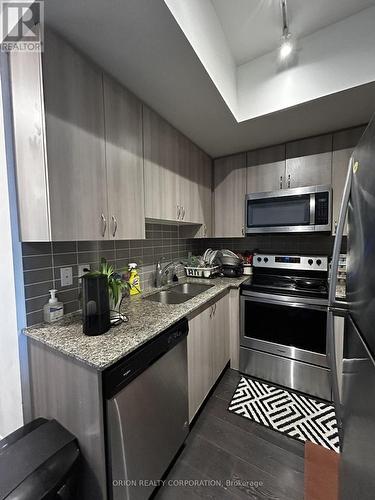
xmin=285 ymin=135 xmax=333 ymax=189
xmin=214 ymin=153 xmax=247 ymax=237
xmin=247 ymin=145 xmax=286 ymax=193
xmin=42 ymin=30 xmax=108 ymax=241
xmin=143 ymin=106 xmax=212 ymax=233
xmin=103 ymin=75 xmax=145 ymax=240
xmin=10 ymin=30 xmax=145 ymax=241
xmin=143 ymin=107 xmax=179 ymax=222
xmin=332 ymin=126 xmax=366 ymax=235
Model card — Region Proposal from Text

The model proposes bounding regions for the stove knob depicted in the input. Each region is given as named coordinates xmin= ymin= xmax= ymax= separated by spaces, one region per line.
xmin=264 ymin=257 xmax=269 ymax=263
xmin=316 ymin=259 xmax=322 ymax=266
xmin=308 ymin=259 xmax=313 ymax=265
xmin=257 ymin=257 xmax=262 ymax=262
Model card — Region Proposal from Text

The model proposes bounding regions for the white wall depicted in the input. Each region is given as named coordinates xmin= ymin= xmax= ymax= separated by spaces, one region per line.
xmin=0 ymin=64 xmax=23 ymax=437
xmin=164 ymin=0 xmax=238 ymax=116
xmin=237 ymin=6 xmax=375 ymax=121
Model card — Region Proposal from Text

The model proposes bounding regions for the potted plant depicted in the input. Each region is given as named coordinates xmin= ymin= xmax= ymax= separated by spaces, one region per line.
xmin=86 ymin=258 xmax=130 ymax=319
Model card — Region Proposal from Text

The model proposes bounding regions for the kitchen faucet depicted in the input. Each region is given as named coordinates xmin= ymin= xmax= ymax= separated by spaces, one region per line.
xmin=155 ymin=260 xmax=183 ymax=288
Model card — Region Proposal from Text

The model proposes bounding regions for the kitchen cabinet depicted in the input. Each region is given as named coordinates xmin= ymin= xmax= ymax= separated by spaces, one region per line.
xmin=247 ymin=145 xmax=285 ymax=193
xmin=285 ymin=134 xmax=333 ymax=189
xmin=11 ymin=29 xmax=108 ymax=241
xmin=187 ymin=292 xmax=230 ymax=422
xmin=332 ymin=126 xmax=366 ymax=235
xmin=143 ymin=107 xmax=212 ymax=231
xmin=11 ymin=30 xmax=146 ymax=241
xmin=187 ymin=304 xmax=212 ymax=422
xmin=211 ymin=293 xmax=230 ymax=382
xmin=198 ymin=149 xmax=213 ymax=237
xmin=103 ymin=75 xmax=145 ymax=240
xmin=214 ymin=153 xmax=247 ymax=237
xmin=143 ymin=107 xmax=180 ymax=222
xmin=183 ymin=140 xmax=212 ymax=235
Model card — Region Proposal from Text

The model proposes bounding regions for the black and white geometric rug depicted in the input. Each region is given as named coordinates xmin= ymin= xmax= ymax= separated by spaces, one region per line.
xmin=228 ymin=376 xmax=340 ymax=453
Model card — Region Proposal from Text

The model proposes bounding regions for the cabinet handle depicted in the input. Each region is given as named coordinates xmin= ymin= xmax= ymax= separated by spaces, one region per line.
xmin=209 ymin=306 xmax=213 ymax=319
xmin=287 ymin=174 xmax=291 ymax=188
xmin=101 ymin=213 xmax=107 ymax=237
xmin=334 ymin=220 xmax=338 ymax=234
xmin=213 ymin=303 xmax=217 ymax=316
xmin=112 ymin=215 xmax=118 ymax=238
xmin=241 ymin=225 xmax=245 ymax=236
xmin=182 ymin=206 xmax=186 ymax=220
xmin=280 ymin=176 xmax=283 ymax=189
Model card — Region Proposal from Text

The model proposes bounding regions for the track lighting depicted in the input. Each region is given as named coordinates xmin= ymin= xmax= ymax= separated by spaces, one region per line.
xmin=279 ymin=0 xmax=295 ymax=61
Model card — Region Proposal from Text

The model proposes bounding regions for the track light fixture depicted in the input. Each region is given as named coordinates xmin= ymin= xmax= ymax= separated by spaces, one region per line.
xmin=279 ymin=0 xmax=295 ymax=61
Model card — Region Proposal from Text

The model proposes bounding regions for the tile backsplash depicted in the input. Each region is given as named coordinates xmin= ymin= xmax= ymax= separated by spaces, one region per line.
xmin=23 ymin=223 xmax=194 ymax=326
xmin=23 ymin=224 xmax=344 ymax=326
xmin=192 ymin=233 xmax=346 ymax=257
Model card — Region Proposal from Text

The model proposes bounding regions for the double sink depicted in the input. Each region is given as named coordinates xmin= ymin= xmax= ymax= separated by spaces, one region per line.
xmin=144 ymin=282 xmax=214 ymax=304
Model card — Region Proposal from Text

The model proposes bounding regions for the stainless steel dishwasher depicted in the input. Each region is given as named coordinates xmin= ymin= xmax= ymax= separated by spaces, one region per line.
xmin=103 ymin=318 xmax=189 ymax=500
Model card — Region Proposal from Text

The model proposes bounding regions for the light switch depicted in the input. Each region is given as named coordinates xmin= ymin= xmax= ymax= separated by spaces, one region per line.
xmin=60 ymin=267 xmax=73 ymax=287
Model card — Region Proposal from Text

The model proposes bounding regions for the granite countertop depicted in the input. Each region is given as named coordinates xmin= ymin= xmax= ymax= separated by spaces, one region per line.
xmin=24 ymin=276 xmax=248 ymax=371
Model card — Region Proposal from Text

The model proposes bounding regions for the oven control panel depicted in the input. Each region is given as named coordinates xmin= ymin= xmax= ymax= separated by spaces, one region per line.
xmin=254 ymin=254 xmax=328 ymax=271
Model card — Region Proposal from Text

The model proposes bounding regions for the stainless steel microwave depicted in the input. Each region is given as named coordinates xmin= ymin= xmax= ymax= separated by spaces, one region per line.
xmin=245 ymin=185 xmax=332 ymax=234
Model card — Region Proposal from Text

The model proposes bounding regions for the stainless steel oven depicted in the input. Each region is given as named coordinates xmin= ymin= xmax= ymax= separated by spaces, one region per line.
xmin=240 ymin=292 xmax=328 ymax=365
xmin=245 ymin=185 xmax=332 ymax=234
xmin=239 ymin=254 xmax=332 ymax=400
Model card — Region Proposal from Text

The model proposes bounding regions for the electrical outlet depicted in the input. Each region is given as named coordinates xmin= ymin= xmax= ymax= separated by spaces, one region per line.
xmin=78 ymin=264 xmax=90 ymax=284
xmin=60 ymin=267 xmax=73 ymax=287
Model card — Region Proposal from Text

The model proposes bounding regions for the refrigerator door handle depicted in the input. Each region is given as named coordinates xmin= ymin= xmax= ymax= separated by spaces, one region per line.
xmin=329 ymin=156 xmax=353 ymax=307
xmin=327 ymin=310 xmax=342 ymax=436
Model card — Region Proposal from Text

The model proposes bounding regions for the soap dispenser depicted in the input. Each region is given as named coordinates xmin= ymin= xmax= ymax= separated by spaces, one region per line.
xmin=44 ymin=289 xmax=64 ymax=323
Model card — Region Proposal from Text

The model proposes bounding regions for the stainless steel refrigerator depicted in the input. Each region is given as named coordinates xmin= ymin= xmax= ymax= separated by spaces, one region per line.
xmin=329 ymin=116 xmax=375 ymax=499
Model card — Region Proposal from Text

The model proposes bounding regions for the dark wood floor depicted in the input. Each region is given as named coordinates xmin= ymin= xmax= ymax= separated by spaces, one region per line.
xmin=155 ymin=369 xmax=305 ymax=500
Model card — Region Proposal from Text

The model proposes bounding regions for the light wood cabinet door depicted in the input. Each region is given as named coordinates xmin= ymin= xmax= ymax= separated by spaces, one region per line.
xmin=198 ymin=150 xmax=213 ymax=237
xmin=247 ymin=145 xmax=285 ymax=193
xmin=214 ymin=153 xmax=247 ymax=237
xmin=103 ymin=75 xmax=145 ymax=240
xmin=211 ymin=293 xmax=230 ymax=382
xmin=43 ymin=30 xmax=108 ymax=241
xmin=187 ymin=306 xmax=212 ymax=422
xmin=178 ymin=134 xmax=196 ymax=224
xmin=286 ymin=135 xmax=332 ymax=189
xmin=10 ymin=50 xmax=51 ymax=241
xmin=143 ymin=106 xmax=179 ymax=222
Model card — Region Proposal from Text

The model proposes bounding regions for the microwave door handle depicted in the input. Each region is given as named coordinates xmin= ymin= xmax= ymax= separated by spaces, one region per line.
xmin=310 ymin=194 xmax=315 ymax=225
xmin=329 ymin=156 xmax=353 ymax=308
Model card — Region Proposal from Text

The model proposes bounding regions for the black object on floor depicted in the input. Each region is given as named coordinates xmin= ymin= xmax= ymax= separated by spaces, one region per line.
xmin=228 ymin=376 xmax=339 ymax=452
xmin=0 ymin=418 xmax=80 ymax=499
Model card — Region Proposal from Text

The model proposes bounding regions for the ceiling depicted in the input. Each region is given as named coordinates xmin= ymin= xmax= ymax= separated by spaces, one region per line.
xmin=212 ymin=0 xmax=375 ymax=65
xmin=44 ymin=0 xmax=375 ymax=158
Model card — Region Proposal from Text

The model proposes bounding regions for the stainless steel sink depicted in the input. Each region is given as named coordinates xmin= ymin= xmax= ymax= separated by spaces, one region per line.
xmin=171 ymin=283 xmax=214 ymax=295
xmin=144 ymin=283 xmax=214 ymax=304
xmin=144 ymin=290 xmax=191 ymax=305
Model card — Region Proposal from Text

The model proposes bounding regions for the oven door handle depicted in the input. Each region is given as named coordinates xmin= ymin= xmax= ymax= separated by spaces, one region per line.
xmin=241 ymin=294 xmax=328 ymax=311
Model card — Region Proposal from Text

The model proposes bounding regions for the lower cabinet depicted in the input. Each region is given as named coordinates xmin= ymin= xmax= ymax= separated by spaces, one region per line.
xmin=187 ymin=292 xmax=229 ymax=422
